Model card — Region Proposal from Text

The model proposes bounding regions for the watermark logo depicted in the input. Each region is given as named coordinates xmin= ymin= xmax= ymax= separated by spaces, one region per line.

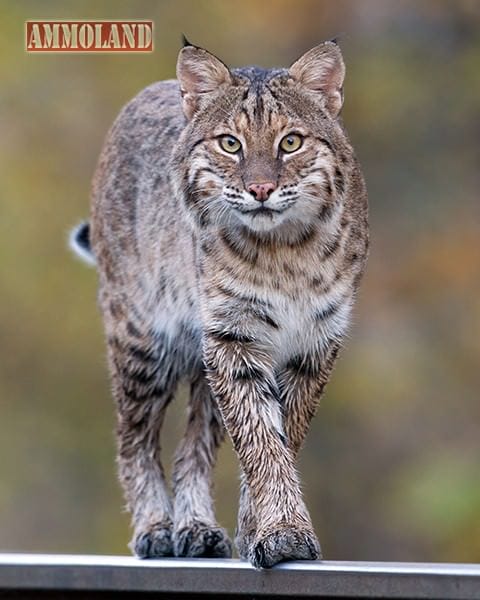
xmin=26 ymin=20 xmax=153 ymax=53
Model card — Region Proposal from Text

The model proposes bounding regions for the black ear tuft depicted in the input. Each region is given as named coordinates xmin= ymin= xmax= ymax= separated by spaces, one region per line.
xmin=329 ymin=33 xmax=345 ymax=46
xmin=181 ymin=33 xmax=194 ymax=48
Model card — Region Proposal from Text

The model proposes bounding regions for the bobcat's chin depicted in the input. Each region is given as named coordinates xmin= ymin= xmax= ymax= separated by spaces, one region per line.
xmin=233 ymin=206 xmax=292 ymax=233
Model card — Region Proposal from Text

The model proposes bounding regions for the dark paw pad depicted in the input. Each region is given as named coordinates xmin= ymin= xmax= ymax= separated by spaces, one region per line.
xmin=174 ymin=523 xmax=232 ymax=558
xmin=132 ymin=522 xmax=174 ymax=558
xmin=250 ymin=527 xmax=321 ymax=569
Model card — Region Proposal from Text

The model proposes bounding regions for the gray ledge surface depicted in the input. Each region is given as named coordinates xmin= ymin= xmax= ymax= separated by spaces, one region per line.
xmin=0 ymin=554 xmax=479 ymax=599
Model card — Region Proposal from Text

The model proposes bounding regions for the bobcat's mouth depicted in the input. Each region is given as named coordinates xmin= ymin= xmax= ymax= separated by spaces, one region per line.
xmin=227 ymin=199 xmax=297 ymax=232
xmin=251 ymin=206 xmax=282 ymax=218
xmin=236 ymin=205 xmax=288 ymax=216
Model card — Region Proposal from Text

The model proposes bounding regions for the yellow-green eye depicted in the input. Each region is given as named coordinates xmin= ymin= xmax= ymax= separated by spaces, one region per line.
xmin=219 ymin=135 xmax=242 ymax=154
xmin=280 ymin=133 xmax=303 ymax=154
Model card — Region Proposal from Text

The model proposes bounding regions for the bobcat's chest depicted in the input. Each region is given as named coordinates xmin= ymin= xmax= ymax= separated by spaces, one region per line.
xmin=266 ymin=285 xmax=351 ymax=365
xmin=269 ymin=295 xmax=315 ymax=361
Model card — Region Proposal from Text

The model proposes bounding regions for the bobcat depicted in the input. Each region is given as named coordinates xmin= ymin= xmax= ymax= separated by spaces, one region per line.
xmin=71 ymin=39 xmax=369 ymax=569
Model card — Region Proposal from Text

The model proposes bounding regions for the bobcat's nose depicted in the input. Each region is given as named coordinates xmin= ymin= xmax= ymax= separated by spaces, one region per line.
xmin=247 ymin=181 xmax=276 ymax=202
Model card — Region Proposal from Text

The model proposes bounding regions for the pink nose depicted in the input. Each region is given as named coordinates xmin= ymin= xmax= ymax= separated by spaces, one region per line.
xmin=247 ymin=181 xmax=276 ymax=202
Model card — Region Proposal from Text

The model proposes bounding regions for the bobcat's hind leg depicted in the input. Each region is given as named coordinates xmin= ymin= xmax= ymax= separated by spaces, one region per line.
xmin=109 ymin=325 xmax=177 ymax=558
xmin=235 ymin=473 xmax=257 ymax=560
xmin=172 ymin=374 xmax=232 ymax=558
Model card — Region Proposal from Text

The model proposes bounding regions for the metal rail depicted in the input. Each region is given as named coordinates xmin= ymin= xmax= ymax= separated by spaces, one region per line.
xmin=0 ymin=554 xmax=479 ymax=599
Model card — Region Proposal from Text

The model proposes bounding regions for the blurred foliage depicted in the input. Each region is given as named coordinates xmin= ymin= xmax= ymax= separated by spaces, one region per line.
xmin=0 ymin=0 xmax=479 ymax=561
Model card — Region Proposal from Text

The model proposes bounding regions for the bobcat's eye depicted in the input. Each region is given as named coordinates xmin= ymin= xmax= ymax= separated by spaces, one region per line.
xmin=279 ymin=133 xmax=303 ymax=154
xmin=219 ymin=135 xmax=242 ymax=154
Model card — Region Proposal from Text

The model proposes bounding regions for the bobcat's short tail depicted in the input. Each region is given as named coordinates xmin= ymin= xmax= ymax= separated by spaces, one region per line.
xmin=69 ymin=221 xmax=96 ymax=266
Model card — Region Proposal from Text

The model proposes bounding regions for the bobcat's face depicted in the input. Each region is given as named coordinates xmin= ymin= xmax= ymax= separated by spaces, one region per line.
xmin=173 ymin=43 xmax=349 ymax=237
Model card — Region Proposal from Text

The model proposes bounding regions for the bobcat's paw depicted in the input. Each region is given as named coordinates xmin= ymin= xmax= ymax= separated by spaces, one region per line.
xmin=174 ymin=522 xmax=232 ymax=558
xmin=235 ymin=529 xmax=255 ymax=561
xmin=250 ymin=526 xmax=321 ymax=569
xmin=131 ymin=521 xmax=174 ymax=558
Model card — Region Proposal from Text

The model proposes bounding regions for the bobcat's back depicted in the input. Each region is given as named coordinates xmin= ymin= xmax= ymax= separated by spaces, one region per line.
xmin=91 ymin=80 xmax=201 ymax=355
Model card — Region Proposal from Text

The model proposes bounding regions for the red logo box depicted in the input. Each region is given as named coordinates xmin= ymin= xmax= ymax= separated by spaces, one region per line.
xmin=26 ymin=20 xmax=154 ymax=53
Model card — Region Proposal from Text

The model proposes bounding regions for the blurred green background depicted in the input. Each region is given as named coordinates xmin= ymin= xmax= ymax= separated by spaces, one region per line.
xmin=1 ymin=0 xmax=479 ymax=562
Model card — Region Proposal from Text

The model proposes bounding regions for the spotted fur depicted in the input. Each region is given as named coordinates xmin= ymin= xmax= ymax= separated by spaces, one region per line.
xmin=80 ymin=40 xmax=368 ymax=569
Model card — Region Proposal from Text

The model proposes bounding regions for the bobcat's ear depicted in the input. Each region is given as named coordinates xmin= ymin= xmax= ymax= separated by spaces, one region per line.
xmin=177 ymin=45 xmax=232 ymax=119
xmin=289 ymin=41 xmax=345 ymax=117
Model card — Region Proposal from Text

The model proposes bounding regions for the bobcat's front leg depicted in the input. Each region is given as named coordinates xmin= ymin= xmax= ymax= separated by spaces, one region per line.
xmin=236 ymin=343 xmax=340 ymax=560
xmin=203 ymin=325 xmax=321 ymax=568
xmin=280 ymin=343 xmax=340 ymax=458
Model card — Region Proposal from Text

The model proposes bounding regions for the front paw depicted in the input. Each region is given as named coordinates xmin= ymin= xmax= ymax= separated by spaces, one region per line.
xmin=131 ymin=521 xmax=174 ymax=558
xmin=235 ymin=529 xmax=255 ymax=560
xmin=250 ymin=526 xmax=321 ymax=569
xmin=174 ymin=522 xmax=232 ymax=558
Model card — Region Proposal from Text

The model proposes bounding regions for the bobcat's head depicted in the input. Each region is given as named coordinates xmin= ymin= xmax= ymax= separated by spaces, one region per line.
xmin=171 ymin=41 xmax=352 ymax=241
